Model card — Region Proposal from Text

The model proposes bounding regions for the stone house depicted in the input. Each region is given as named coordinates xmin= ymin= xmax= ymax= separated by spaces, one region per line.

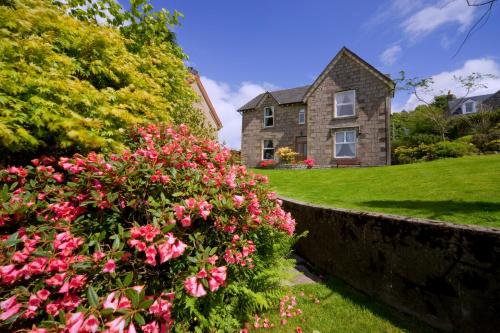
xmin=448 ymin=90 xmax=500 ymax=115
xmin=189 ymin=68 xmax=222 ymax=132
xmin=238 ymin=47 xmax=395 ymax=167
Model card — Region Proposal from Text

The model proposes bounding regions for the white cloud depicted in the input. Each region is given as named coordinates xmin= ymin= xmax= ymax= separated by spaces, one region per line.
xmin=201 ymin=77 xmax=278 ymax=149
xmin=380 ymin=44 xmax=402 ymax=66
xmin=365 ymin=0 xmax=424 ymax=28
xmin=402 ymin=0 xmax=476 ymax=40
xmin=400 ymin=58 xmax=500 ymax=111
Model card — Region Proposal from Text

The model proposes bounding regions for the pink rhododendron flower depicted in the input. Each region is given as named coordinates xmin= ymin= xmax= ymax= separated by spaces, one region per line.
xmin=184 ymin=276 xmax=206 ymax=298
xmin=65 ymin=312 xmax=84 ymax=333
xmin=105 ymin=315 xmax=126 ymax=333
xmin=142 ymin=321 xmax=159 ymax=333
xmin=233 ymin=195 xmax=245 ymax=208
xmin=103 ymin=292 xmax=118 ymax=311
xmin=102 ymin=259 xmax=116 ymax=273
xmin=83 ymin=314 xmax=99 ymax=332
xmin=174 ymin=205 xmax=185 ymax=219
xmin=36 ymin=289 xmax=50 ymax=301
xmin=181 ymin=216 xmax=191 ymax=227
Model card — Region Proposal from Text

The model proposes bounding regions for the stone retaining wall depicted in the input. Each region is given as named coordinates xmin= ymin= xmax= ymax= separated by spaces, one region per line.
xmin=282 ymin=198 xmax=500 ymax=333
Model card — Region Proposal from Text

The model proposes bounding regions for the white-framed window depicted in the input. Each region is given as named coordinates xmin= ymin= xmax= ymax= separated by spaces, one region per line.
xmin=463 ymin=101 xmax=476 ymax=114
xmin=263 ymin=107 xmax=274 ymax=128
xmin=298 ymin=108 xmax=305 ymax=124
xmin=335 ymin=90 xmax=356 ymax=117
xmin=262 ymin=139 xmax=275 ymax=160
xmin=334 ymin=130 xmax=356 ymax=158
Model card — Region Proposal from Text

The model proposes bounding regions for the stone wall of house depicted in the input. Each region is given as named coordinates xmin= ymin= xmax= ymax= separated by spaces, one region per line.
xmin=282 ymin=197 xmax=500 ymax=333
xmin=241 ymin=94 xmax=307 ymax=167
xmin=307 ymin=55 xmax=391 ymax=166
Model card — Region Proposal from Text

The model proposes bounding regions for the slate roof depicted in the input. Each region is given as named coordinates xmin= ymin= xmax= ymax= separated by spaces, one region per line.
xmin=238 ymin=85 xmax=310 ymax=111
xmin=448 ymin=93 xmax=495 ymax=112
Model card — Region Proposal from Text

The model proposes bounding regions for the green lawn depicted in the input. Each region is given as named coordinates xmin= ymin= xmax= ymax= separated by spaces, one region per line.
xmin=253 ymin=277 xmax=437 ymax=333
xmin=255 ymin=155 xmax=500 ymax=227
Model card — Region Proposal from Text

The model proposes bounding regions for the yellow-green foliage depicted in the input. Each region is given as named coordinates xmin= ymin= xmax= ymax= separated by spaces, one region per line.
xmin=0 ymin=0 xmax=207 ymax=160
xmin=276 ymin=147 xmax=298 ymax=164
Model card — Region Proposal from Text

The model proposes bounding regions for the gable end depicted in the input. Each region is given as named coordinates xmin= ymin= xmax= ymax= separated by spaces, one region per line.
xmin=302 ymin=47 xmax=394 ymax=102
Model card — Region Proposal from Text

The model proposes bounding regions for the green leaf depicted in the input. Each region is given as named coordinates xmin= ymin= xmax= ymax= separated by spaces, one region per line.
xmin=87 ymin=286 xmax=99 ymax=307
xmin=138 ymin=299 xmax=154 ymax=309
xmin=112 ymin=236 xmax=120 ymax=250
xmin=161 ymin=223 xmax=175 ymax=233
xmin=3 ymin=231 xmax=20 ymax=247
xmin=123 ymin=272 xmax=133 ymax=287
xmin=133 ymin=313 xmax=146 ymax=326
xmin=125 ymin=289 xmax=140 ymax=308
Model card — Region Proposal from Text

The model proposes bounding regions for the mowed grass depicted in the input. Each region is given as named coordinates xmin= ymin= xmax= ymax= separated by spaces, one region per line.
xmin=253 ymin=277 xmax=437 ymax=333
xmin=255 ymin=155 xmax=500 ymax=227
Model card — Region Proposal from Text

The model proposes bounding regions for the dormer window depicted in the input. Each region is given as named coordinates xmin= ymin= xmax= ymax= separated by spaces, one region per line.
xmin=264 ymin=107 xmax=274 ymax=128
xmin=463 ymin=101 xmax=475 ymax=114
xmin=335 ymin=90 xmax=356 ymax=117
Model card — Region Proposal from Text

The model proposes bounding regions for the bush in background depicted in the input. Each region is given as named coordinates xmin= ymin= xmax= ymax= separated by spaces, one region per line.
xmin=0 ymin=124 xmax=295 ymax=332
xmin=276 ymin=147 xmax=298 ymax=164
xmin=394 ymin=141 xmax=478 ymax=164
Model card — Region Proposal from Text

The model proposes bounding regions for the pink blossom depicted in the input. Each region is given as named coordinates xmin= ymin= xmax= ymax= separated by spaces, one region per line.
xmin=36 ymin=289 xmax=50 ymax=301
xmin=142 ymin=321 xmax=159 ymax=333
xmin=69 ymin=274 xmax=87 ymax=290
xmin=52 ymin=173 xmax=64 ymax=183
xmin=93 ymin=251 xmax=105 ymax=261
xmin=46 ymin=272 xmax=67 ymax=286
xmin=157 ymin=236 xmax=186 ymax=264
xmin=207 ymin=255 xmax=218 ymax=265
xmin=145 ymin=245 xmax=157 ymax=266
xmin=46 ymin=302 xmax=60 ymax=316
xmin=103 ymin=292 xmax=118 ymax=311
xmin=197 ymin=269 xmax=208 ymax=279
xmin=127 ymin=322 xmax=137 ymax=333
xmin=102 ymin=259 xmax=116 ymax=273
xmin=181 ymin=216 xmax=191 ymax=227
xmin=83 ymin=314 xmax=99 ymax=333
xmin=105 ymin=315 xmax=126 ymax=333
xmin=184 ymin=276 xmax=206 ymax=298
xmin=0 ymin=298 xmax=21 ymax=321
xmin=65 ymin=312 xmax=84 ymax=333
xmin=232 ymin=195 xmax=245 ymax=208
xmin=185 ymin=198 xmax=196 ymax=209
xmin=174 ymin=205 xmax=185 ymax=219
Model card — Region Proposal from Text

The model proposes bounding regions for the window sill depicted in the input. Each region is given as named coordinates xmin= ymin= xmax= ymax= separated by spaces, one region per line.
xmin=333 ymin=115 xmax=357 ymax=120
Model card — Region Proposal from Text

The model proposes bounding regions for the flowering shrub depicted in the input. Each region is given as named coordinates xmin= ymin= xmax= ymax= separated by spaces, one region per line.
xmin=259 ymin=160 xmax=277 ymax=169
xmin=0 ymin=124 xmax=296 ymax=332
xmin=276 ymin=148 xmax=298 ymax=164
xmin=303 ymin=159 xmax=315 ymax=169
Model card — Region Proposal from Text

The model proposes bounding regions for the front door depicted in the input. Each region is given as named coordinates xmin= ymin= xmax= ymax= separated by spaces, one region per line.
xmin=296 ymin=136 xmax=307 ymax=161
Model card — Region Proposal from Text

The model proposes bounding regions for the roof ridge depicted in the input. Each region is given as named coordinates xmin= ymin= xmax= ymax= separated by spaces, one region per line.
xmin=269 ymin=85 xmax=311 ymax=93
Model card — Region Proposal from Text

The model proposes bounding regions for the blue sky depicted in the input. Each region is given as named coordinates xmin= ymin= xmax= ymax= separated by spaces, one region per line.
xmin=142 ymin=0 xmax=500 ymax=148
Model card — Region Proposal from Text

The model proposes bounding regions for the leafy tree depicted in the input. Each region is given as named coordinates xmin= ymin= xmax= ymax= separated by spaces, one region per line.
xmin=393 ymin=71 xmax=495 ymax=143
xmin=0 ymin=0 xmax=210 ymax=165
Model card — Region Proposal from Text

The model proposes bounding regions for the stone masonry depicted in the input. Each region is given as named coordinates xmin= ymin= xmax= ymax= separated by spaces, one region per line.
xmin=238 ymin=47 xmax=393 ymax=167
xmin=241 ymin=94 xmax=307 ymax=167
xmin=307 ymin=53 xmax=391 ymax=166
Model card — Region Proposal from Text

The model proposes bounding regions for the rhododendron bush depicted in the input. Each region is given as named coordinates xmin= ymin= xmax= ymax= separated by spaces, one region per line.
xmin=0 ymin=124 xmax=296 ymax=332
